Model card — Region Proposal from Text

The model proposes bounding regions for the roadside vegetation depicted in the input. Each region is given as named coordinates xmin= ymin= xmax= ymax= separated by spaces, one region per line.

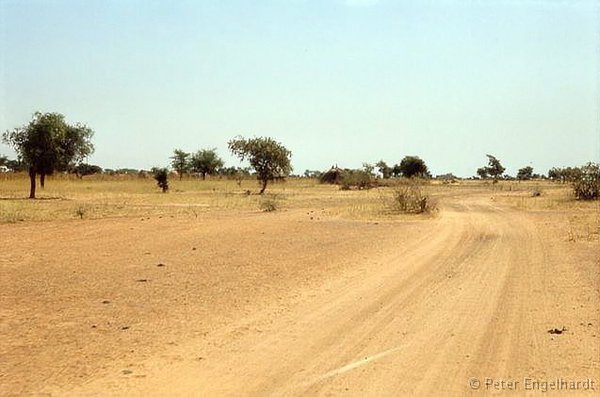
xmin=1 ymin=112 xmax=598 ymax=225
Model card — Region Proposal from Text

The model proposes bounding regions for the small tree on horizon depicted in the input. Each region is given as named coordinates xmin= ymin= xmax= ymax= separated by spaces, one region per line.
xmin=376 ymin=160 xmax=392 ymax=179
xmin=73 ymin=163 xmax=103 ymax=178
xmin=476 ymin=167 xmax=489 ymax=179
xmin=191 ymin=148 xmax=224 ymax=180
xmin=517 ymin=166 xmax=534 ymax=181
xmin=476 ymin=155 xmax=505 ymax=180
xmin=362 ymin=162 xmax=375 ymax=176
xmin=170 ymin=149 xmax=191 ymax=180
xmin=398 ymin=156 xmax=429 ymax=178
xmin=484 ymin=154 xmax=505 ymax=180
xmin=228 ymin=136 xmax=292 ymax=194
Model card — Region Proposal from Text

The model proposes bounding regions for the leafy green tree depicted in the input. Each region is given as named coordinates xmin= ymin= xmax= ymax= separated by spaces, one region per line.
xmin=362 ymin=162 xmax=375 ymax=176
xmin=476 ymin=167 xmax=489 ymax=179
xmin=151 ymin=167 xmax=169 ymax=192
xmin=72 ymin=163 xmax=103 ymax=178
xmin=2 ymin=112 xmax=94 ymax=198
xmin=398 ymin=156 xmax=429 ymax=178
xmin=170 ymin=149 xmax=191 ymax=180
xmin=517 ymin=166 xmax=534 ymax=180
xmin=484 ymin=154 xmax=505 ymax=180
xmin=376 ymin=160 xmax=392 ymax=179
xmin=391 ymin=163 xmax=403 ymax=177
xmin=228 ymin=136 xmax=292 ymax=194
xmin=548 ymin=166 xmax=582 ymax=183
xmin=191 ymin=148 xmax=224 ymax=180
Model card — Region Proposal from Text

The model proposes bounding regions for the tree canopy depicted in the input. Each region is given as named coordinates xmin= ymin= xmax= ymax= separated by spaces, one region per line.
xmin=170 ymin=149 xmax=191 ymax=180
xmin=476 ymin=154 xmax=505 ymax=180
xmin=228 ymin=136 xmax=292 ymax=194
xmin=376 ymin=160 xmax=392 ymax=179
xmin=2 ymin=112 xmax=95 ymax=198
xmin=398 ymin=156 xmax=429 ymax=178
xmin=191 ymin=148 xmax=224 ymax=180
xmin=517 ymin=166 xmax=534 ymax=180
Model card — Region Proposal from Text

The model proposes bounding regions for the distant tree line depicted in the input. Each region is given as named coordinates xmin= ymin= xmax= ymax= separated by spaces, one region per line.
xmin=2 ymin=112 xmax=598 ymax=199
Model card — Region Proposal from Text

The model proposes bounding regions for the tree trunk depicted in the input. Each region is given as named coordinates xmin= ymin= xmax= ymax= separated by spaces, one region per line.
xmin=29 ymin=167 xmax=36 ymax=199
xmin=259 ymin=179 xmax=268 ymax=194
xmin=202 ymin=172 xmax=206 ymax=180
xmin=40 ymin=173 xmax=46 ymax=188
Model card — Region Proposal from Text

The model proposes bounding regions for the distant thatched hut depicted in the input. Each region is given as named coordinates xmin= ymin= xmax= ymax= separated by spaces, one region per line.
xmin=319 ymin=166 xmax=345 ymax=184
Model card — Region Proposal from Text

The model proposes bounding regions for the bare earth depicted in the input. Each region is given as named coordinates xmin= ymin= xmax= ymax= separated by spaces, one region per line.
xmin=1 ymin=192 xmax=598 ymax=396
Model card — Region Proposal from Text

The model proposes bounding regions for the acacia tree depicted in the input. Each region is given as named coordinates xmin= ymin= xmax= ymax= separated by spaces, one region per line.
xmin=228 ymin=136 xmax=292 ymax=194
xmin=485 ymin=154 xmax=505 ymax=180
xmin=517 ymin=166 xmax=534 ymax=180
xmin=476 ymin=167 xmax=489 ymax=179
xmin=398 ymin=156 xmax=429 ymax=178
xmin=191 ymin=148 xmax=224 ymax=180
xmin=170 ymin=149 xmax=191 ymax=180
xmin=2 ymin=112 xmax=94 ymax=198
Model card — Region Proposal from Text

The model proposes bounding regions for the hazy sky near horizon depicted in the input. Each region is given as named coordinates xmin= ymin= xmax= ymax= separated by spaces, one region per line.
xmin=1 ymin=0 xmax=599 ymax=177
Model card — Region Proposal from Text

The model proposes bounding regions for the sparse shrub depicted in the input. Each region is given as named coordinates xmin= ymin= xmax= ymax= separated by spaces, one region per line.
xmin=151 ymin=167 xmax=169 ymax=192
xmin=340 ymin=169 xmax=375 ymax=190
xmin=572 ymin=162 xmax=600 ymax=200
xmin=389 ymin=181 xmax=436 ymax=214
xmin=259 ymin=195 xmax=279 ymax=212
xmin=75 ymin=205 xmax=87 ymax=219
xmin=319 ymin=167 xmax=376 ymax=189
xmin=531 ymin=189 xmax=542 ymax=197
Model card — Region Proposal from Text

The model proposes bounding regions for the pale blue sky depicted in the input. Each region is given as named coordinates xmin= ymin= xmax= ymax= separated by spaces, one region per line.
xmin=1 ymin=0 xmax=599 ymax=176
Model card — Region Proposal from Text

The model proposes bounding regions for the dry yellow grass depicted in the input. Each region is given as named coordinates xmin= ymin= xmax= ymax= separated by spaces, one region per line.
xmin=0 ymin=174 xmax=597 ymax=236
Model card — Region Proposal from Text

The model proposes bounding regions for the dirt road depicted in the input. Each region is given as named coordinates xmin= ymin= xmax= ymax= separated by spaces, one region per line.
xmin=2 ymin=194 xmax=598 ymax=396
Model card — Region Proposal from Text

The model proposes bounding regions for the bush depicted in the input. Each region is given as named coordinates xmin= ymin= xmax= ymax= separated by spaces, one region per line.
xmin=389 ymin=181 xmax=436 ymax=214
xmin=320 ymin=167 xmax=376 ymax=190
xmin=259 ymin=195 xmax=279 ymax=212
xmin=151 ymin=167 xmax=169 ymax=193
xmin=340 ymin=170 xmax=375 ymax=190
xmin=572 ymin=162 xmax=600 ymax=200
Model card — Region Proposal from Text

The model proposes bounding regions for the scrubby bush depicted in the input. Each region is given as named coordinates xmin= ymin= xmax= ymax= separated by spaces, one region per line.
xmin=259 ymin=195 xmax=279 ymax=212
xmin=389 ymin=180 xmax=436 ymax=214
xmin=572 ymin=162 xmax=600 ymax=200
xmin=320 ymin=167 xmax=376 ymax=190
xmin=151 ymin=167 xmax=169 ymax=192
xmin=340 ymin=169 xmax=376 ymax=190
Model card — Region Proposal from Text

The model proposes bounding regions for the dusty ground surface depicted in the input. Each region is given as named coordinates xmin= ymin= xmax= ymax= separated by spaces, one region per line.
xmin=1 ymin=189 xmax=599 ymax=396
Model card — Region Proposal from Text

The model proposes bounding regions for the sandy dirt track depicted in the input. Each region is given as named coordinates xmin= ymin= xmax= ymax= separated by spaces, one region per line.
xmin=1 ymin=193 xmax=599 ymax=396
